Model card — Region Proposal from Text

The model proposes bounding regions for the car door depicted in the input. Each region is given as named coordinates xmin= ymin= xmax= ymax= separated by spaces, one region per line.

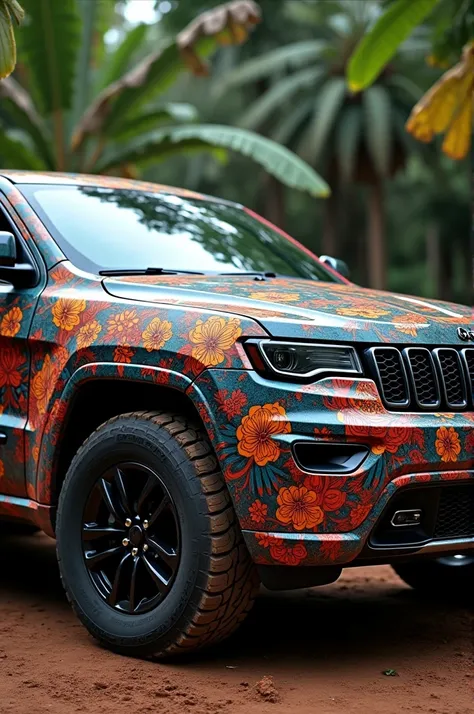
xmin=0 ymin=200 xmax=43 ymax=498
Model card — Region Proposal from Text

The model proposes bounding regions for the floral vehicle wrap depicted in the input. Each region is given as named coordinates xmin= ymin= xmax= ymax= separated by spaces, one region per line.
xmin=0 ymin=171 xmax=472 ymax=571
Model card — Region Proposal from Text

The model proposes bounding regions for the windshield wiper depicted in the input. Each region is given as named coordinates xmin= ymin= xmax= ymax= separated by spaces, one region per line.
xmin=99 ymin=267 xmax=206 ymax=277
xmin=218 ymin=271 xmax=279 ymax=278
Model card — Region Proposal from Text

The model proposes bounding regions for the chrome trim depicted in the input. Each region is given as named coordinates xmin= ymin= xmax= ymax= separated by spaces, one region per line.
xmin=375 ymin=536 xmax=474 ymax=556
xmin=403 ymin=347 xmax=441 ymax=410
xmin=460 ymin=348 xmax=474 ymax=407
xmin=257 ymin=340 xmax=363 ymax=379
xmin=366 ymin=347 xmax=410 ymax=408
xmin=390 ymin=509 xmax=422 ymax=528
xmin=432 ymin=347 xmax=467 ymax=409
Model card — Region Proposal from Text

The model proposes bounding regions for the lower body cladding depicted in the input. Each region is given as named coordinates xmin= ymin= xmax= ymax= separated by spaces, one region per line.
xmin=191 ymin=368 xmax=474 ymax=590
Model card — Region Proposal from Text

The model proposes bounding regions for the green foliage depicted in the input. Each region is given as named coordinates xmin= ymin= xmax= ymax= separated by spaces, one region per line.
xmin=222 ymin=3 xmax=417 ymax=185
xmin=0 ymin=0 xmax=327 ymax=200
xmin=0 ymin=0 xmax=24 ymax=79
xmin=99 ymin=22 xmax=149 ymax=88
xmin=347 ymin=0 xmax=440 ymax=91
xmin=18 ymin=0 xmax=81 ymax=113
xmin=97 ymin=124 xmax=330 ymax=197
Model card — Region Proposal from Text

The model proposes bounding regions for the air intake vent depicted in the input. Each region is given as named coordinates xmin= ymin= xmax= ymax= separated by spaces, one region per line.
xmin=434 ymin=486 xmax=474 ymax=539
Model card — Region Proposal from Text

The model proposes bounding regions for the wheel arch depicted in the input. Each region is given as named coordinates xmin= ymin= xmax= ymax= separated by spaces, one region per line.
xmin=36 ymin=363 xmax=218 ymax=528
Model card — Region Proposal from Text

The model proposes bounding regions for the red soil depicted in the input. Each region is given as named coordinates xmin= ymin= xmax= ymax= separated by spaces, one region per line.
xmin=0 ymin=532 xmax=472 ymax=714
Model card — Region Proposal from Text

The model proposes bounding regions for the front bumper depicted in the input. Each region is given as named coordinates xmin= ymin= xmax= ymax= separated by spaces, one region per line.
xmin=190 ymin=369 xmax=474 ymax=568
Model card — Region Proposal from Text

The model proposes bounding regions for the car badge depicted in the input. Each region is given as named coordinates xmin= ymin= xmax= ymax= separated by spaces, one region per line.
xmin=457 ymin=327 xmax=474 ymax=341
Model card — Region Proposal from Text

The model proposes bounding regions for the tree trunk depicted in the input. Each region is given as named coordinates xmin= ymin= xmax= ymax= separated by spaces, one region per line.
xmin=367 ymin=181 xmax=386 ymax=290
xmin=322 ymin=186 xmax=338 ymax=256
xmin=425 ymin=221 xmax=441 ymax=298
xmin=263 ymin=174 xmax=286 ymax=229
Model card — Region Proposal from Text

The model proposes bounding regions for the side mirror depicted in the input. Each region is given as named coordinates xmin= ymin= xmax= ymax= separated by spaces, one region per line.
xmin=0 ymin=231 xmax=36 ymax=288
xmin=0 ymin=231 xmax=16 ymax=267
xmin=319 ymin=254 xmax=350 ymax=280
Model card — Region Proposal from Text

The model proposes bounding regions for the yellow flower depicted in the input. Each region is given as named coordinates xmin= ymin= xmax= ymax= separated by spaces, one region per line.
xmin=0 ymin=306 xmax=23 ymax=336
xmin=52 ymin=298 xmax=86 ymax=331
xmin=248 ymin=291 xmax=300 ymax=302
xmin=435 ymin=426 xmax=461 ymax=463
xmin=142 ymin=318 xmax=172 ymax=352
xmin=76 ymin=320 xmax=101 ymax=349
xmin=407 ymin=42 xmax=474 ymax=160
xmin=189 ymin=316 xmax=242 ymax=367
xmin=32 ymin=355 xmax=58 ymax=415
xmin=337 ymin=305 xmax=389 ymax=319
xmin=106 ymin=309 xmax=140 ymax=340
xmin=392 ymin=313 xmax=427 ymax=336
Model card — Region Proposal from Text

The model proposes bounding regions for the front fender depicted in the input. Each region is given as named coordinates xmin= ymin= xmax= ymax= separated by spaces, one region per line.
xmin=34 ymin=362 xmax=202 ymax=504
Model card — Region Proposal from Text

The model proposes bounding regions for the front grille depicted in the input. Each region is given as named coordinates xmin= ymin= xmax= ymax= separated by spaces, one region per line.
xmin=434 ymin=486 xmax=474 ymax=539
xmin=367 ymin=346 xmax=474 ymax=411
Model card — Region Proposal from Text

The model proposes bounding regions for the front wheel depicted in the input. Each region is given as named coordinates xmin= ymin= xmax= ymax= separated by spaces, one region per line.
xmin=392 ymin=554 xmax=474 ymax=601
xmin=56 ymin=411 xmax=259 ymax=658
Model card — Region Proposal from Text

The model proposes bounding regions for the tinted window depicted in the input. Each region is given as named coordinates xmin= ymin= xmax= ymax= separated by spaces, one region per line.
xmin=21 ymin=185 xmax=337 ymax=281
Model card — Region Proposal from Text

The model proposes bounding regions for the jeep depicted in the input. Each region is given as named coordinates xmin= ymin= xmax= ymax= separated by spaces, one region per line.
xmin=0 ymin=171 xmax=472 ymax=658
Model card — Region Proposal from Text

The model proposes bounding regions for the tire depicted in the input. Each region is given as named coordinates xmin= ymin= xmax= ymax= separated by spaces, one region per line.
xmin=56 ymin=410 xmax=259 ymax=658
xmin=392 ymin=555 xmax=474 ymax=601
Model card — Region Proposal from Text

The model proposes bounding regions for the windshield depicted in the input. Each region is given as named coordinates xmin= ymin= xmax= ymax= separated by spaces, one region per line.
xmin=21 ymin=185 xmax=338 ymax=282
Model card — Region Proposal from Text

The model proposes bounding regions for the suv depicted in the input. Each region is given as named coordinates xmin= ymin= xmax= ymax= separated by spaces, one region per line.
xmin=0 ymin=171 xmax=473 ymax=658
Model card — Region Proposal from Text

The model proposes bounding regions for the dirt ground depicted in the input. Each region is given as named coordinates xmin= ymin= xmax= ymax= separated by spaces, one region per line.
xmin=0 ymin=532 xmax=472 ymax=714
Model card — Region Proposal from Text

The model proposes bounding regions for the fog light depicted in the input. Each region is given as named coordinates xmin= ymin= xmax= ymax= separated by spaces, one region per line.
xmin=391 ymin=509 xmax=422 ymax=527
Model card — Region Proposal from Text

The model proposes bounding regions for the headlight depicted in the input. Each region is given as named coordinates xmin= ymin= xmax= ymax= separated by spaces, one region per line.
xmin=246 ymin=340 xmax=362 ymax=379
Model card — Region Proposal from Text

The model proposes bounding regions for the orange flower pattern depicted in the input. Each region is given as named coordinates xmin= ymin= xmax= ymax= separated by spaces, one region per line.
xmin=142 ymin=317 xmax=173 ymax=352
xmin=276 ymin=486 xmax=324 ymax=530
xmin=248 ymin=291 xmax=300 ymax=302
xmin=31 ymin=355 xmax=59 ymax=416
xmin=0 ymin=176 xmax=472 ymax=568
xmin=237 ymin=403 xmax=291 ymax=466
xmin=435 ymin=426 xmax=461 ymax=462
xmin=76 ymin=320 xmax=101 ymax=349
xmin=0 ymin=306 xmax=23 ymax=336
xmin=189 ymin=316 xmax=242 ymax=366
xmin=52 ymin=298 xmax=86 ymax=330
xmin=106 ymin=309 xmax=140 ymax=340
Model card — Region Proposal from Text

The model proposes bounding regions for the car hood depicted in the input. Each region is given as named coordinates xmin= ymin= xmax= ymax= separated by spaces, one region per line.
xmin=103 ymin=275 xmax=473 ymax=345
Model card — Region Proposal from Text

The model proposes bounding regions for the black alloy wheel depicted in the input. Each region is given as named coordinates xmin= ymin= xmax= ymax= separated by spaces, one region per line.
xmin=56 ymin=411 xmax=259 ymax=658
xmin=82 ymin=462 xmax=180 ymax=615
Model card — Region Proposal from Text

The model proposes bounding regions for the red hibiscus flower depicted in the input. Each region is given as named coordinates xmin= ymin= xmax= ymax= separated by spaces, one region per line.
xmin=319 ymin=538 xmax=343 ymax=562
xmin=216 ymin=388 xmax=247 ymax=419
xmin=0 ymin=346 xmax=23 ymax=388
xmin=270 ymin=540 xmax=308 ymax=566
xmin=249 ymin=499 xmax=268 ymax=525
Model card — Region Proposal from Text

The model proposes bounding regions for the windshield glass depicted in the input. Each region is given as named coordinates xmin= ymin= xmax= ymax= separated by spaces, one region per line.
xmin=21 ymin=185 xmax=338 ymax=282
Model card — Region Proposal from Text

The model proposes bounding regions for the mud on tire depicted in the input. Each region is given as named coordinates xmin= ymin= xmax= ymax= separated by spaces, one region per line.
xmin=56 ymin=410 xmax=259 ymax=658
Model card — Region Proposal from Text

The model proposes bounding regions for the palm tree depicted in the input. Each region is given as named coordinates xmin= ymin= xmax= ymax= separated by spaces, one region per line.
xmin=0 ymin=0 xmax=328 ymax=200
xmin=220 ymin=0 xmax=428 ymax=288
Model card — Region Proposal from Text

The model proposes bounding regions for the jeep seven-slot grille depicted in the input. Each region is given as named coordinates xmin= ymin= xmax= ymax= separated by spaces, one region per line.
xmin=368 ymin=347 xmax=474 ymax=411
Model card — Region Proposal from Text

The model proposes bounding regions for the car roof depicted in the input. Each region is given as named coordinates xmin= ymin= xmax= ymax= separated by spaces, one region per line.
xmin=0 ymin=170 xmax=232 ymax=205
